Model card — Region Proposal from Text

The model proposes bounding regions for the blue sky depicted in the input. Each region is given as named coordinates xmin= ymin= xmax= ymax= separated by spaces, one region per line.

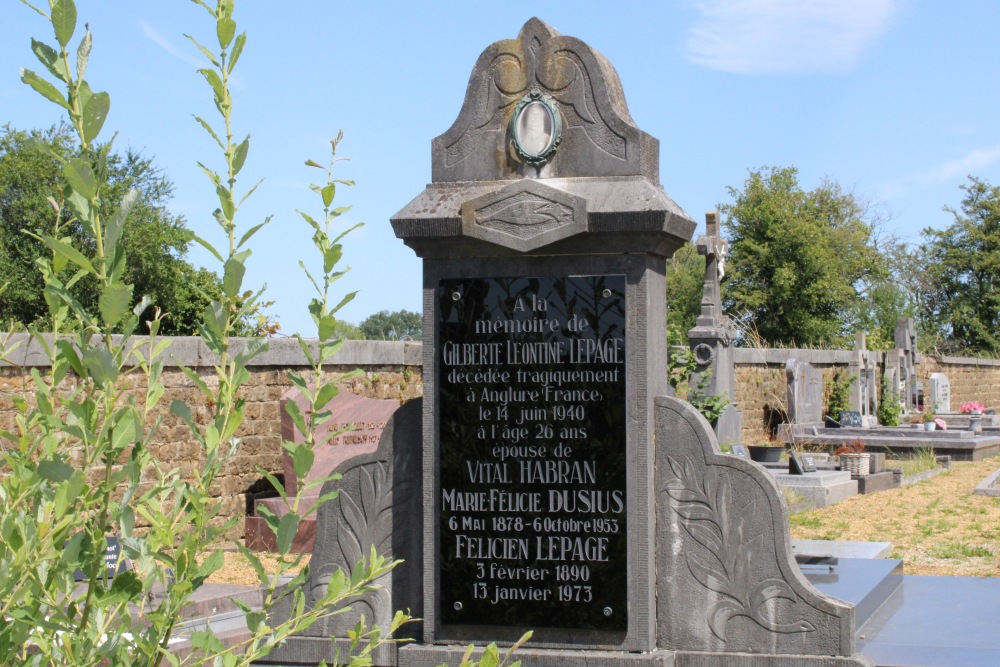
xmin=3 ymin=1 xmax=999 ymax=336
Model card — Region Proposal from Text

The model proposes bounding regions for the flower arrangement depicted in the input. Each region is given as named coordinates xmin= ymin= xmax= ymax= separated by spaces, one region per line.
xmin=922 ymin=409 xmax=936 ymax=423
xmin=960 ymin=402 xmax=986 ymax=414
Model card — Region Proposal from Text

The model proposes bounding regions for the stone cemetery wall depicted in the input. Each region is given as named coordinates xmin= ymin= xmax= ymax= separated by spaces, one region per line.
xmin=5 ymin=333 xmax=996 ymax=539
xmin=732 ymin=348 xmax=1000 ymax=443
xmin=0 ymin=336 xmax=422 ymax=541
xmin=920 ymin=355 xmax=1000 ymax=412
xmin=733 ymin=348 xmax=855 ymax=444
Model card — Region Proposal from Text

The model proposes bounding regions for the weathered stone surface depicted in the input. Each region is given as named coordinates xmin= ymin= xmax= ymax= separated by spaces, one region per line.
xmin=928 ymin=372 xmax=951 ymax=414
xmin=431 ymin=18 xmax=658 ymax=183
xmin=654 ymin=396 xmax=862 ymax=660
xmin=785 ymin=358 xmax=824 ymax=425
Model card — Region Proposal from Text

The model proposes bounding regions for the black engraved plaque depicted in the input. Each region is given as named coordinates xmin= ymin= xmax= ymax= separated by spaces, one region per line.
xmin=438 ymin=275 xmax=627 ymax=631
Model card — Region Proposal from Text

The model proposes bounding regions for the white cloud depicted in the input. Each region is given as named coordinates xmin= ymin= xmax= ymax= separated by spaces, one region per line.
xmin=139 ymin=20 xmax=202 ymax=68
xmin=877 ymin=143 xmax=1000 ymax=201
xmin=929 ymin=144 xmax=1000 ymax=183
xmin=686 ymin=0 xmax=896 ymax=74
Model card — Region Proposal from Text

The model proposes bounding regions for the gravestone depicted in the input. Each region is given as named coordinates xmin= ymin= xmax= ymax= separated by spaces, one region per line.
xmin=849 ymin=332 xmax=878 ymax=427
xmin=928 ymin=372 xmax=951 ymax=414
xmin=889 ymin=317 xmax=920 ymax=413
xmin=386 ymin=17 xmax=869 ymax=667
xmin=786 ymin=358 xmax=824 ymax=425
xmin=245 ymin=390 xmax=404 ymax=553
xmin=687 ymin=211 xmax=743 ymax=445
xmin=262 ymin=399 xmax=424 ymax=666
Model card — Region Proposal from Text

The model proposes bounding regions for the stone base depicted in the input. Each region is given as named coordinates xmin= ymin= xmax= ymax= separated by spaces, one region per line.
xmin=855 ymin=471 xmax=896 ymax=495
xmin=398 ymin=645 xmax=872 ymax=667
xmin=973 ymin=467 xmax=1000 ymax=497
xmin=769 ymin=470 xmax=858 ymax=509
xmin=778 ymin=426 xmax=1000 ymax=461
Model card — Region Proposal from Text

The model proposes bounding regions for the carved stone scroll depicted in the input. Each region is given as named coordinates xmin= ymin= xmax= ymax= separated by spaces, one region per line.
xmin=654 ymin=396 xmax=866 ymax=662
xmin=265 ymin=399 xmax=423 ymax=666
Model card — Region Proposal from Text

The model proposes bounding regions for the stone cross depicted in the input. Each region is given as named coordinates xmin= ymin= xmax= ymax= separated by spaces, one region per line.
xmin=694 ymin=211 xmax=728 ymax=328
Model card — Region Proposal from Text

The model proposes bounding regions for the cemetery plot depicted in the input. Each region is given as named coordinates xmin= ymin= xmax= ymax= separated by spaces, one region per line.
xmin=437 ymin=275 xmax=627 ymax=631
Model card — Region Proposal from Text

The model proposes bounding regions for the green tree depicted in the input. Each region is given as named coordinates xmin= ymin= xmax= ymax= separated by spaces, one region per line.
xmin=720 ymin=166 xmax=889 ymax=347
xmin=359 ymin=308 xmax=421 ymax=340
xmin=916 ymin=176 xmax=1000 ymax=354
xmin=665 ymin=242 xmax=705 ymax=346
xmin=0 ymin=123 xmax=222 ymax=334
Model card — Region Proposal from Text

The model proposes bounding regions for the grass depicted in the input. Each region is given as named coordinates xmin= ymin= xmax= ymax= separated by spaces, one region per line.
xmin=789 ymin=455 xmax=1000 ymax=576
xmin=887 ymin=446 xmax=939 ymax=477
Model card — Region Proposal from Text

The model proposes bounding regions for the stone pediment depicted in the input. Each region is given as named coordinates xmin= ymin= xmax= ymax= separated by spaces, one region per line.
xmin=459 ymin=179 xmax=587 ymax=251
xmin=433 ymin=17 xmax=659 ymax=182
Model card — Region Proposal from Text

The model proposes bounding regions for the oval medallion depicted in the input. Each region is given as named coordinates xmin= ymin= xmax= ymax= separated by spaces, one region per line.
xmin=509 ymin=89 xmax=563 ymax=166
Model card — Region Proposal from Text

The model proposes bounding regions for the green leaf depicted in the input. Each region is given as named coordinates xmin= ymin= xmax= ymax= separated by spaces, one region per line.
xmin=192 ymin=116 xmax=223 ymax=151
xmin=20 ymin=68 xmax=70 ymax=110
xmin=191 ymin=233 xmax=224 ymax=263
xmin=329 ymin=290 xmax=357 ymax=316
xmin=54 ymin=340 xmax=85 ymax=377
xmin=292 ymin=444 xmax=314 ymax=482
xmin=99 ymin=283 xmax=133 ymax=327
xmin=198 ymin=68 xmax=225 ymax=102
xmin=105 ymin=188 xmax=139 ymax=259
xmin=217 ymin=184 xmax=235 ymax=221
xmin=177 ymin=363 xmax=211 ymax=396
xmin=202 ymin=300 xmax=226 ymax=339
xmin=297 ymin=210 xmax=321 ymax=232
xmin=82 ymin=346 xmax=118 ymax=387
xmin=315 ymin=383 xmax=339 ymax=410
xmin=40 ymin=235 xmax=95 ymax=274
xmin=183 ymin=33 xmax=219 ymax=67
xmin=76 ymin=24 xmax=91 ymax=80
xmin=81 ymin=91 xmax=110 ymax=144
xmin=232 ymin=134 xmax=250 ymax=175
xmin=31 ymin=39 xmax=69 ymax=82
xmin=317 ymin=315 xmax=338 ymax=342
xmin=305 ymin=159 xmax=323 ymax=169
xmin=323 ymin=243 xmax=343 ymax=274
xmin=38 ymin=458 xmax=74 ymax=482
xmin=222 ymin=253 xmax=248 ymax=298
xmin=235 ymin=542 xmax=268 ymax=584
xmin=199 ymin=549 xmax=225 ymax=580
xmin=65 ymin=188 xmax=91 ymax=223
xmin=275 ymin=512 xmax=300 ymax=554
xmin=321 ymin=183 xmax=336 ymax=208
xmin=63 ymin=157 xmax=97 ymax=199
xmin=217 ymin=17 xmax=236 ymax=49
xmin=102 ymin=570 xmax=141 ymax=606
xmin=236 ymin=217 xmax=270 ymax=249
xmin=51 ymin=0 xmax=77 ymax=48
xmin=228 ymin=32 xmax=246 ymax=73
xmin=283 ymin=400 xmax=308 ymax=438
xmin=235 ymin=338 xmax=268 ymax=367
xmin=197 ymin=159 xmax=223 ymax=186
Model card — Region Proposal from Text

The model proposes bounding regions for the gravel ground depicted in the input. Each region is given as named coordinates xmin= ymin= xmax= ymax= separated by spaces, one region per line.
xmin=208 ymin=456 xmax=1000 ymax=583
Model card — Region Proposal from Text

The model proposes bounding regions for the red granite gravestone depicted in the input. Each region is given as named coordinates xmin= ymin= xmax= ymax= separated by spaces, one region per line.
xmin=244 ymin=389 xmax=403 ymax=552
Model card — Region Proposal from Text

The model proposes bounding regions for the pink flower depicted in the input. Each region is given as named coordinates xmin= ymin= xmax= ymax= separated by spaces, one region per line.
xmin=933 ymin=418 xmax=947 ymax=430
xmin=960 ymin=402 xmax=986 ymax=414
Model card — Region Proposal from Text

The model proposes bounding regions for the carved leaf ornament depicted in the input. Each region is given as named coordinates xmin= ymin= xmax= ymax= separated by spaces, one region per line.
xmin=663 ymin=455 xmax=815 ymax=642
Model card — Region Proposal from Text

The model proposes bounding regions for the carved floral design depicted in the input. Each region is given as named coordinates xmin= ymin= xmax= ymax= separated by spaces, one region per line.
xmin=663 ymin=455 xmax=815 ymax=642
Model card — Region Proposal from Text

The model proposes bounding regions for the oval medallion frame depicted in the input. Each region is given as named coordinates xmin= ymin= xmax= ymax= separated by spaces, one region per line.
xmin=508 ymin=88 xmax=563 ymax=166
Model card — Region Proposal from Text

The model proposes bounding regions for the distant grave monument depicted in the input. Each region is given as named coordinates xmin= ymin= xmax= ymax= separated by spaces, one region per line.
xmin=928 ymin=372 xmax=951 ymax=414
xmin=262 ymin=17 xmax=871 ymax=667
xmin=888 ymin=317 xmax=920 ymax=412
xmin=786 ymin=358 xmax=824 ymax=425
xmin=849 ymin=332 xmax=878 ymax=427
xmin=687 ymin=211 xmax=743 ymax=444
